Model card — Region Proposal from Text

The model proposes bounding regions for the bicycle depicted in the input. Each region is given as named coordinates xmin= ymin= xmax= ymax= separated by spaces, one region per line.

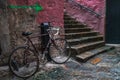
xmin=8 ymin=26 xmax=71 ymax=79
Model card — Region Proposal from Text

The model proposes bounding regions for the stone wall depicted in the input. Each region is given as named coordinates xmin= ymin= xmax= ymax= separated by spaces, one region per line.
xmin=0 ymin=0 xmax=11 ymax=65
xmin=0 ymin=0 xmax=64 ymax=66
xmin=7 ymin=0 xmax=64 ymax=48
xmin=9 ymin=0 xmax=64 ymax=27
xmin=65 ymin=0 xmax=105 ymax=35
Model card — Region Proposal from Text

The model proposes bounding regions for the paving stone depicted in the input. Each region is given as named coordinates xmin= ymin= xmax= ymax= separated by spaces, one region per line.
xmin=96 ymin=63 xmax=113 ymax=67
xmin=98 ymin=78 xmax=114 ymax=80
xmin=0 ymin=47 xmax=120 ymax=80
xmin=64 ymin=61 xmax=81 ymax=70
xmin=104 ymin=58 xmax=120 ymax=64
xmin=115 ymin=62 xmax=120 ymax=67
xmin=96 ymin=72 xmax=113 ymax=78
xmin=110 ymin=68 xmax=120 ymax=74
xmin=0 ymin=66 xmax=9 ymax=78
xmin=96 ymin=67 xmax=111 ymax=73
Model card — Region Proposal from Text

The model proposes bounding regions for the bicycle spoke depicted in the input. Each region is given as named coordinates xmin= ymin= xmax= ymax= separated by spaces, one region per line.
xmin=49 ymin=38 xmax=71 ymax=64
xmin=9 ymin=47 xmax=39 ymax=78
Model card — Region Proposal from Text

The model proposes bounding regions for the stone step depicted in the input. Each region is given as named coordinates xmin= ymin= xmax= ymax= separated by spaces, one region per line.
xmin=67 ymin=35 xmax=103 ymax=45
xmin=64 ymin=20 xmax=79 ymax=24
xmin=76 ymin=46 xmax=115 ymax=62
xmin=64 ymin=14 xmax=70 ymax=17
xmin=64 ymin=14 xmax=75 ymax=19
xmin=64 ymin=16 xmax=76 ymax=20
xmin=64 ymin=13 xmax=112 ymax=62
xmin=65 ymin=27 xmax=91 ymax=33
xmin=64 ymin=15 xmax=75 ymax=20
xmin=64 ymin=24 xmax=86 ymax=28
xmin=64 ymin=14 xmax=83 ymax=26
xmin=64 ymin=15 xmax=82 ymax=24
xmin=64 ymin=14 xmax=71 ymax=17
xmin=71 ymin=41 xmax=105 ymax=55
xmin=65 ymin=31 xmax=99 ymax=39
xmin=65 ymin=23 xmax=86 ymax=25
xmin=64 ymin=19 xmax=75 ymax=22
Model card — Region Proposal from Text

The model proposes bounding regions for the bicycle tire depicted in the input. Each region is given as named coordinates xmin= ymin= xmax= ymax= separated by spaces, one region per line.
xmin=49 ymin=38 xmax=71 ymax=64
xmin=8 ymin=46 xmax=39 ymax=78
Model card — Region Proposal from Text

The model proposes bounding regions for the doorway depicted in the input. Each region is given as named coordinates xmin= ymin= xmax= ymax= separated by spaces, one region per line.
xmin=106 ymin=0 xmax=120 ymax=44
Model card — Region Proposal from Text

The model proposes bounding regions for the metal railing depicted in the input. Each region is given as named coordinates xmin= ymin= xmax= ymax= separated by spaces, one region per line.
xmin=67 ymin=0 xmax=102 ymax=18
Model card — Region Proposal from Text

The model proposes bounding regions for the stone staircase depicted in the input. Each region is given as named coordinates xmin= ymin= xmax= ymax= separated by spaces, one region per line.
xmin=64 ymin=14 xmax=114 ymax=62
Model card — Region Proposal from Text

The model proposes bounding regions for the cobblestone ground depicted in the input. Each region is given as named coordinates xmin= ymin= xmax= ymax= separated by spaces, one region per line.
xmin=0 ymin=47 xmax=120 ymax=80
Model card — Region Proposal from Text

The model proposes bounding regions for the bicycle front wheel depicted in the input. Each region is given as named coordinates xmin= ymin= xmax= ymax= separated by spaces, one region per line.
xmin=9 ymin=46 xmax=39 ymax=78
xmin=49 ymin=38 xmax=71 ymax=64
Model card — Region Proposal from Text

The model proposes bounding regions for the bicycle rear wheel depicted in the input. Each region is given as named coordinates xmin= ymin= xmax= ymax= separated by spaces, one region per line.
xmin=49 ymin=38 xmax=71 ymax=64
xmin=9 ymin=46 xmax=39 ymax=78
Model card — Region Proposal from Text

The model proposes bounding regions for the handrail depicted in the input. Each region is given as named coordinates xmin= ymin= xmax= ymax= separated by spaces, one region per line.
xmin=67 ymin=0 xmax=102 ymax=18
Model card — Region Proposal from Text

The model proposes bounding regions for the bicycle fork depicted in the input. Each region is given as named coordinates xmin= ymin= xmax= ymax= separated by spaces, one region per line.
xmin=41 ymin=40 xmax=52 ymax=61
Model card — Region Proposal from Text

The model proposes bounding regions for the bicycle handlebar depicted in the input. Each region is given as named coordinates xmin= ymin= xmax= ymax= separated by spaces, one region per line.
xmin=51 ymin=27 xmax=60 ymax=35
xmin=47 ymin=27 xmax=60 ymax=36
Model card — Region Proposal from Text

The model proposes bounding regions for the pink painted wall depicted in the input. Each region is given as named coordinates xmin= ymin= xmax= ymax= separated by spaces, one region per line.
xmin=65 ymin=0 xmax=105 ymax=34
xmin=9 ymin=0 xmax=64 ymax=27
xmin=8 ymin=0 xmax=105 ymax=33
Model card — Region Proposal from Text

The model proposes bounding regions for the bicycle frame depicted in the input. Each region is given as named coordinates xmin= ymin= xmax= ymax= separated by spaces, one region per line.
xmin=24 ymin=29 xmax=58 ymax=56
xmin=8 ymin=27 xmax=71 ymax=79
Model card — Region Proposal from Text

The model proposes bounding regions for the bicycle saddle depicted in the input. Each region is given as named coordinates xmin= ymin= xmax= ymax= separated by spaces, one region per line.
xmin=22 ymin=32 xmax=32 ymax=36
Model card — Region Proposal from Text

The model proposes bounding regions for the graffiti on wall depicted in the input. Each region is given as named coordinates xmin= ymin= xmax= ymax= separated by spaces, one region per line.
xmin=9 ymin=0 xmax=64 ymax=27
xmin=8 ymin=3 xmax=43 ymax=13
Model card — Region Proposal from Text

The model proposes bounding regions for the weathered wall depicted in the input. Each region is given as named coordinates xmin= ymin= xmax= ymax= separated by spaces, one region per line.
xmin=0 ymin=0 xmax=11 ymax=65
xmin=0 ymin=0 xmax=64 ymax=65
xmin=65 ymin=0 xmax=105 ymax=34
xmin=9 ymin=0 xmax=64 ymax=27
xmin=7 ymin=0 xmax=64 ymax=48
xmin=33 ymin=0 xmax=64 ymax=27
xmin=8 ymin=0 xmax=64 ymax=45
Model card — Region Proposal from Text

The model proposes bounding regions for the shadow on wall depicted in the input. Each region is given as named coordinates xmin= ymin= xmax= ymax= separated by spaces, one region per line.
xmin=0 ymin=45 xmax=1 ymax=55
xmin=0 ymin=0 xmax=6 ymax=9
